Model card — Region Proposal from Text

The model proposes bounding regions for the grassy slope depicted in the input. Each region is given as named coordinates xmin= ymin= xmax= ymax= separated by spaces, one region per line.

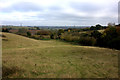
xmin=2 ymin=32 xmax=119 ymax=78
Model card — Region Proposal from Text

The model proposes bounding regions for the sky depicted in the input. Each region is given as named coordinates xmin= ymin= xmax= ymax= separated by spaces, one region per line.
xmin=0 ymin=0 xmax=119 ymax=26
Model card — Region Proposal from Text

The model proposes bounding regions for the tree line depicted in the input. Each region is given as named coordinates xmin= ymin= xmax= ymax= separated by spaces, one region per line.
xmin=2 ymin=24 xmax=120 ymax=50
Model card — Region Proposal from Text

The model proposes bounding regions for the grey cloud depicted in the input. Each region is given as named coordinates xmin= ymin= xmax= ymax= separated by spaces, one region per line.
xmin=48 ymin=6 xmax=62 ymax=11
xmin=1 ymin=15 xmax=117 ymax=26
xmin=1 ymin=2 xmax=43 ymax=12
xmin=34 ymin=11 xmax=117 ymax=25
xmin=0 ymin=0 xmax=117 ymax=26
xmin=37 ymin=12 xmax=91 ymax=21
xmin=70 ymin=2 xmax=103 ymax=13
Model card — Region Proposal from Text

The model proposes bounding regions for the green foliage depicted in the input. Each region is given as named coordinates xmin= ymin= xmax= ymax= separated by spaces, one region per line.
xmin=90 ymin=24 xmax=103 ymax=30
xmin=91 ymin=30 xmax=102 ymax=39
xmin=2 ymin=25 xmax=120 ymax=50
xmin=17 ymin=28 xmax=28 ymax=36
xmin=2 ymin=28 xmax=9 ymax=32
xmin=107 ymin=37 xmax=120 ymax=49
xmin=78 ymin=37 xmax=96 ymax=46
xmin=116 ymin=27 xmax=120 ymax=36
xmin=27 ymin=31 xmax=31 ymax=36
xmin=82 ymin=27 xmax=90 ymax=31
xmin=30 ymin=35 xmax=40 ymax=40
xmin=61 ymin=34 xmax=73 ymax=42
xmin=18 ymin=28 xmax=27 ymax=33
xmin=57 ymin=29 xmax=64 ymax=35
xmin=91 ymin=26 xmax=120 ymax=49
xmin=30 ymin=35 xmax=50 ymax=40
xmin=50 ymin=34 xmax=54 ymax=39
xmin=105 ymin=27 xmax=118 ymax=39
xmin=37 ymin=30 xmax=50 ymax=35
xmin=96 ymin=24 xmax=102 ymax=30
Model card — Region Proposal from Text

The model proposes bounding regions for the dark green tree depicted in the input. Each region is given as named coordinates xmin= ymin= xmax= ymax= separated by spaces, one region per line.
xmin=27 ymin=31 xmax=31 ymax=36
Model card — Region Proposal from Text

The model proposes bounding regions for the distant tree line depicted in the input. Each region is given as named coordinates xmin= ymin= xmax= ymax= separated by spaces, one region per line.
xmin=2 ymin=24 xmax=120 ymax=49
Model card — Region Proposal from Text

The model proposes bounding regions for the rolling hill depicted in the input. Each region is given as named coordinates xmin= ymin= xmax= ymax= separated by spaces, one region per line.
xmin=2 ymin=32 xmax=120 ymax=78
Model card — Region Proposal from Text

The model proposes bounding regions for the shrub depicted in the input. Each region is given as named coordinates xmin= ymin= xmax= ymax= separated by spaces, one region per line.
xmin=105 ymin=27 xmax=117 ymax=38
xmin=107 ymin=37 xmax=120 ymax=50
xmin=71 ymin=36 xmax=80 ymax=42
xmin=63 ymin=35 xmax=73 ymax=42
xmin=57 ymin=29 xmax=64 ymax=35
xmin=3 ymin=65 xmax=24 ymax=78
xmin=37 ymin=30 xmax=50 ymax=35
xmin=2 ymin=28 xmax=9 ymax=32
xmin=116 ymin=27 xmax=120 ymax=36
xmin=18 ymin=28 xmax=27 ymax=34
xmin=50 ymin=34 xmax=54 ymax=39
xmin=30 ymin=35 xmax=40 ymax=40
xmin=0 ymin=34 xmax=6 ymax=37
xmin=78 ymin=37 xmax=96 ymax=46
xmin=91 ymin=30 xmax=102 ymax=39
xmin=41 ymin=35 xmax=50 ymax=40
xmin=60 ymin=34 xmax=73 ymax=42
xmin=27 ymin=31 xmax=31 ymax=37
xmin=80 ymin=33 xmax=89 ymax=37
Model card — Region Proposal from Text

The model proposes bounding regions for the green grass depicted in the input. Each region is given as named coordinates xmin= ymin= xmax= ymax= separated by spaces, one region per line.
xmin=2 ymin=32 xmax=119 ymax=78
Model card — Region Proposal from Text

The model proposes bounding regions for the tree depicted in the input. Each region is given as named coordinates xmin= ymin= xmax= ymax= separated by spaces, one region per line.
xmin=57 ymin=29 xmax=64 ymax=35
xmin=37 ymin=30 xmax=50 ymax=35
xmin=18 ymin=28 xmax=27 ymax=33
xmin=2 ymin=28 xmax=9 ymax=32
xmin=90 ymin=26 xmax=95 ymax=30
xmin=91 ymin=30 xmax=102 ymax=39
xmin=50 ymin=34 xmax=54 ymax=39
xmin=95 ymin=24 xmax=102 ymax=30
xmin=90 ymin=24 xmax=103 ymax=30
xmin=116 ymin=27 xmax=120 ymax=36
xmin=27 ymin=31 xmax=31 ymax=36
xmin=17 ymin=28 xmax=28 ymax=36
xmin=105 ymin=27 xmax=117 ymax=38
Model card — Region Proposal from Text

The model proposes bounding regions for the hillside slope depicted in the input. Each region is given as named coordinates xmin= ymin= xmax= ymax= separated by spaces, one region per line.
xmin=2 ymin=32 xmax=120 ymax=78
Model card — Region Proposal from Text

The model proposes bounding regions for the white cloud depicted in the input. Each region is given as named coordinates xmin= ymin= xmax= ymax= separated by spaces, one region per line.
xmin=0 ymin=0 xmax=119 ymax=26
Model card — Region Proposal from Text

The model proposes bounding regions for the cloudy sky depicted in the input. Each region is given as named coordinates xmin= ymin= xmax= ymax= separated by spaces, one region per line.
xmin=0 ymin=0 xmax=119 ymax=26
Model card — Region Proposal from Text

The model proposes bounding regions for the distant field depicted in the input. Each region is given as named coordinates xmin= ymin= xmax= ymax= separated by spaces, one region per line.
xmin=98 ymin=30 xmax=105 ymax=33
xmin=2 ymin=32 xmax=119 ymax=78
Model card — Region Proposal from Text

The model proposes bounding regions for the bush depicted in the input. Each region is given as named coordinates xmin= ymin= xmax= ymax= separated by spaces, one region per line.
xmin=0 ymin=34 xmax=6 ymax=37
xmin=71 ymin=36 xmax=80 ymax=42
xmin=60 ymin=34 xmax=73 ymax=42
xmin=27 ymin=31 xmax=31 ymax=37
xmin=37 ymin=30 xmax=50 ymax=35
xmin=105 ymin=27 xmax=117 ymax=38
xmin=41 ymin=35 xmax=50 ymax=40
xmin=63 ymin=35 xmax=73 ymax=42
xmin=30 ymin=35 xmax=50 ymax=40
xmin=91 ymin=30 xmax=102 ymax=39
xmin=3 ymin=65 xmax=24 ymax=78
xmin=30 ymin=35 xmax=40 ymax=40
xmin=50 ymin=34 xmax=54 ymax=39
xmin=2 ymin=28 xmax=9 ymax=32
xmin=107 ymin=37 xmax=120 ymax=50
xmin=57 ymin=29 xmax=64 ymax=35
xmin=18 ymin=28 xmax=27 ymax=34
xmin=78 ymin=37 xmax=96 ymax=46
xmin=116 ymin=27 xmax=120 ymax=36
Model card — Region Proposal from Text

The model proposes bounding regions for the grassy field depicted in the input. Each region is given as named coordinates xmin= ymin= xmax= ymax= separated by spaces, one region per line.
xmin=2 ymin=32 xmax=119 ymax=78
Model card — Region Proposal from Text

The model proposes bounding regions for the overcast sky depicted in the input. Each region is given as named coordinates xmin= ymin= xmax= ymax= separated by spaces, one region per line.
xmin=0 ymin=0 xmax=119 ymax=26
